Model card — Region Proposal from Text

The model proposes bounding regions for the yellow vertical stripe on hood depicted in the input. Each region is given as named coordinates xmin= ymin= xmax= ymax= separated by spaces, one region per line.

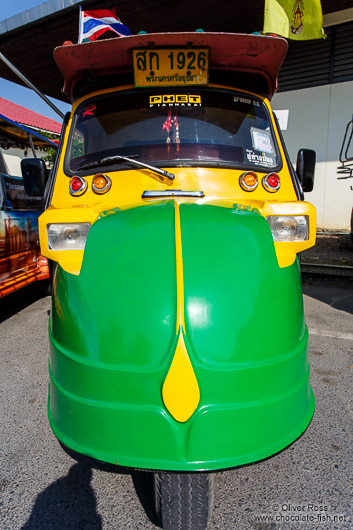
xmin=162 ymin=201 xmax=200 ymax=422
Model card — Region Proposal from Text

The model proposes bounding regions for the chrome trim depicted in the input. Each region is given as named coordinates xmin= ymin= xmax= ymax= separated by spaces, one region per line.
xmin=142 ymin=190 xmax=205 ymax=198
xmin=239 ymin=171 xmax=258 ymax=191
xmin=262 ymin=173 xmax=280 ymax=193
xmin=69 ymin=176 xmax=87 ymax=196
xmin=92 ymin=174 xmax=112 ymax=194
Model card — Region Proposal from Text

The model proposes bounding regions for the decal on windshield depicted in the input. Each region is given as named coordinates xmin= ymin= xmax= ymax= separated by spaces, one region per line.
xmin=82 ymin=105 xmax=96 ymax=117
xmin=149 ymin=95 xmax=202 ymax=107
xmin=250 ymin=128 xmax=275 ymax=155
xmin=234 ymin=96 xmax=260 ymax=107
xmin=246 ymin=149 xmax=275 ymax=167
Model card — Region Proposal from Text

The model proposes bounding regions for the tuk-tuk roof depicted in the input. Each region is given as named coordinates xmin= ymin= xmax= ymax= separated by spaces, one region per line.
xmin=54 ymin=32 xmax=288 ymax=102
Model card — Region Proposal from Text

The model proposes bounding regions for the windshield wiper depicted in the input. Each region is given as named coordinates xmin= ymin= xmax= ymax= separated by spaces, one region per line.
xmin=79 ymin=155 xmax=175 ymax=182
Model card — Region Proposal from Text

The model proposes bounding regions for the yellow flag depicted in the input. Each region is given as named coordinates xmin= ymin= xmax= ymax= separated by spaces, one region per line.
xmin=263 ymin=0 xmax=325 ymax=40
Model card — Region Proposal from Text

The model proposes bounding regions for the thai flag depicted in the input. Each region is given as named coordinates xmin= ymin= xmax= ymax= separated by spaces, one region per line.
xmin=78 ymin=8 xmax=131 ymax=43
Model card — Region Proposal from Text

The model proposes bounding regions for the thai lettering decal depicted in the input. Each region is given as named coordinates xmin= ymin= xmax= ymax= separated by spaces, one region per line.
xmin=246 ymin=149 xmax=275 ymax=167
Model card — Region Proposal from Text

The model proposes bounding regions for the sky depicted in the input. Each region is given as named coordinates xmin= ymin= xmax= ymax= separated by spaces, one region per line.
xmin=0 ymin=0 xmax=71 ymax=123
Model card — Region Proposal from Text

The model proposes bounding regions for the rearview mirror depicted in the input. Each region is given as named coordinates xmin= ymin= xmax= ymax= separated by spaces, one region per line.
xmin=296 ymin=149 xmax=316 ymax=193
xmin=21 ymin=158 xmax=48 ymax=197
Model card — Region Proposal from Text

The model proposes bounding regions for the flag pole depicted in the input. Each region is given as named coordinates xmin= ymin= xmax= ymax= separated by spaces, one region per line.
xmin=0 ymin=52 xmax=65 ymax=119
xmin=78 ymin=5 xmax=83 ymax=43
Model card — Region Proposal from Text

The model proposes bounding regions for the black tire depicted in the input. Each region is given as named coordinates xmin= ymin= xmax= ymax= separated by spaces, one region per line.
xmin=154 ymin=472 xmax=214 ymax=530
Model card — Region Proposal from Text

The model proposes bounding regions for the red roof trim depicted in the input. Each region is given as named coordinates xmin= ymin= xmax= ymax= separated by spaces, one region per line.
xmin=0 ymin=97 xmax=62 ymax=134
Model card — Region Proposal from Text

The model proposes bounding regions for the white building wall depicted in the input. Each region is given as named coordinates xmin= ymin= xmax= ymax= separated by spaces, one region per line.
xmin=272 ymin=81 xmax=353 ymax=231
xmin=2 ymin=147 xmax=47 ymax=177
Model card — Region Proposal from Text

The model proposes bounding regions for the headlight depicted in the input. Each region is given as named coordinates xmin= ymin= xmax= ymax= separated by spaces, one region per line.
xmin=47 ymin=223 xmax=91 ymax=250
xmin=266 ymin=215 xmax=309 ymax=242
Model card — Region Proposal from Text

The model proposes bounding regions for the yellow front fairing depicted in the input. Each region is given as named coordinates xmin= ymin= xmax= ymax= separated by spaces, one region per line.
xmin=39 ymin=84 xmax=316 ymax=274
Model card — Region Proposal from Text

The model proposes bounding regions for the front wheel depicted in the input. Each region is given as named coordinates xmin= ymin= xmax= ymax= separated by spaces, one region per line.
xmin=154 ymin=472 xmax=214 ymax=530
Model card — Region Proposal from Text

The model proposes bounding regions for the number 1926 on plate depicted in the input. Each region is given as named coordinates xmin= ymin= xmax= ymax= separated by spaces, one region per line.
xmin=133 ymin=48 xmax=209 ymax=87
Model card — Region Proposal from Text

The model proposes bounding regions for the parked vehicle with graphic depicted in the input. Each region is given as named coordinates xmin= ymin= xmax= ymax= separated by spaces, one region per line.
xmin=0 ymin=119 xmax=57 ymax=297
xmin=22 ymin=32 xmax=316 ymax=529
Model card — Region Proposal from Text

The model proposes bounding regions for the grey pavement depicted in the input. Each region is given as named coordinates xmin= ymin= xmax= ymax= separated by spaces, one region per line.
xmin=0 ymin=279 xmax=352 ymax=529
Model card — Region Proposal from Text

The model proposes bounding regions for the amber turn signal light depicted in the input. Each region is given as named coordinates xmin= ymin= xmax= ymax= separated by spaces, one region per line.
xmin=239 ymin=171 xmax=258 ymax=191
xmin=92 ymin=174 xmax=112 ymax=194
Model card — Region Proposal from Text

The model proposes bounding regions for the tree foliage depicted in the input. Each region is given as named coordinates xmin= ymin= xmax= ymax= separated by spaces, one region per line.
xmin=37 ymin=129 xmax=60 ymax=166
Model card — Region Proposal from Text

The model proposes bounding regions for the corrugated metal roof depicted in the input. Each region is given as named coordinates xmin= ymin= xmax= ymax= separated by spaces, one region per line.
xmin=0 ymin=0 xmax=82 ymax=34
xmin=0 ymin=97 xmax=61 ymax=134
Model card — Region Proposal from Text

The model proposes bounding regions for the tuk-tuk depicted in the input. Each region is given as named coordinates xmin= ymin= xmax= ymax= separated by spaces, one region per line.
xmin=25 ymin=32 xmax=316 ymax=529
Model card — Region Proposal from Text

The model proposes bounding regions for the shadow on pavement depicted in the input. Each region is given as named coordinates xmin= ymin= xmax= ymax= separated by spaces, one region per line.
xmin=23 ymin=442 xmax=161 ymax=529
xmin=21 ymin=463 xmax=102 ymax=530
xmin=51 ymin=444 xmax=162 ymax=528
xmin=302 ymin=279 xmax=353 ymax=315
xmin=0 ymin=282 xmax=49 ymax=324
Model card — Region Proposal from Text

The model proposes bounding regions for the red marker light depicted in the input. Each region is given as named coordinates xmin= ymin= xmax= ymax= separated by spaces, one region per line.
xmin=268 ymin=175 xmax=279 ymax=187
xmin=262 ymin=173 xmax=280 ymax=192
xmin=69 ymin=176 xmax=87 ymax=196
xmin=71 ymin=177 xmax=82 ymax=191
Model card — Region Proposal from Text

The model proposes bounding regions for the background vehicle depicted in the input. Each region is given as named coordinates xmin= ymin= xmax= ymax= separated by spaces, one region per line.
xmin=23 ymin=32 xmax=316 ymax=529
xmin=0 ymin=115 xmax=57 ymax=297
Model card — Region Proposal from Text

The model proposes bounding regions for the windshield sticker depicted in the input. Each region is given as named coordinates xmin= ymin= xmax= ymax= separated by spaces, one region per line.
xmin=149 ymin=94 xmax=201 ymax=107
xmin=246 ymin=149 xmax=274 ymax=167
xmin=82 ymin=105 xmax=96 ymax=118
xmin=233 ymin=96 xmax=260 ymax=107
xmin=250 ymin=128 xmax=275 ymax=155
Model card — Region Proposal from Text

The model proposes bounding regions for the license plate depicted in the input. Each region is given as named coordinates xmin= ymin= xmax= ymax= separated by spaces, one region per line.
xmin=133 ymin=48 xmax=209 ymax=87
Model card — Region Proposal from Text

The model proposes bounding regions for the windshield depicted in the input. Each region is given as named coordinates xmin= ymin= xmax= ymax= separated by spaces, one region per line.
xmin=67 ymin=88 xmax=280 ymax=173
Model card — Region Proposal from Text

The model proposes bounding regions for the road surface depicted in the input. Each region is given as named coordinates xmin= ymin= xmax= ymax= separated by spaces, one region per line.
xmin=0 ymin=279 xmax=352 ymax=529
